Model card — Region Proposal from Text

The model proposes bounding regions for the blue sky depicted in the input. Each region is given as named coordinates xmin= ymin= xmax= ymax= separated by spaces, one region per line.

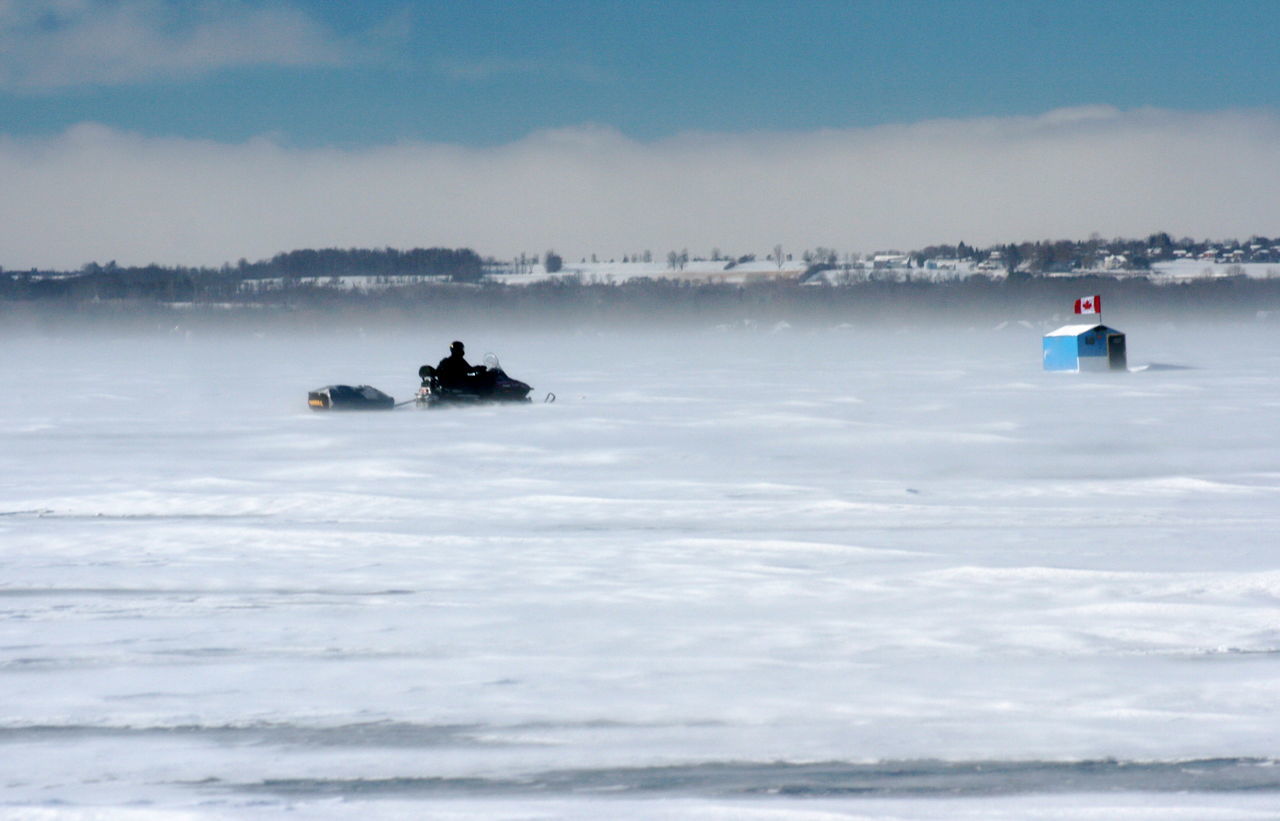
xmin=2 ymin=0 xmax=1279 ymax=267
xmin=5 ymin=0 xmax=1279 ymax=145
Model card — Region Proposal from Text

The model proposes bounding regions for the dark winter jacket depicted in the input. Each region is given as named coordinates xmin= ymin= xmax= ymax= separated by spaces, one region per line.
xmin=436 ymin=352 xmax=483 ymax=387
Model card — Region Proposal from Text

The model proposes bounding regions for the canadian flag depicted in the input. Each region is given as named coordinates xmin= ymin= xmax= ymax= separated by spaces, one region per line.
xmin=1074 ymin=294 xmax=1102 ymax=314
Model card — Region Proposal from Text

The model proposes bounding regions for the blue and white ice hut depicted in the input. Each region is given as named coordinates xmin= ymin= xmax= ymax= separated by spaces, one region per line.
xmin=1043 ymin=324 xmax=1127 ymax=372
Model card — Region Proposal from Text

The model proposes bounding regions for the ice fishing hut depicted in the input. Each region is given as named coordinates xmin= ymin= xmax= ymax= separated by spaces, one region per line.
xmin=1042 ymin=324 xmax=1127 ymax=372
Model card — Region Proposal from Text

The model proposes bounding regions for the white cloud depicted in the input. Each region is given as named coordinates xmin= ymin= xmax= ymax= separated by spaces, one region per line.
xmin=2 ymin=106 xmax=1279 ymax=269
xmin=0 ymin=0 xmax=350 ymax=90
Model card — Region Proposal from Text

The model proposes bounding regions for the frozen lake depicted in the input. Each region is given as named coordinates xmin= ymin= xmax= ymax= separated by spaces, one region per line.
xmin=3 ymin=317 xmax=1280 ymax=819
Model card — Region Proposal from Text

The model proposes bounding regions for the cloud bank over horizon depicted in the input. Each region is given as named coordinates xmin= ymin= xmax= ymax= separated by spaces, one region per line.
xmin=0 ymin=0 xmax=352 ymax=91
xmin=3 ymin=105 xmax=1278 ymax=270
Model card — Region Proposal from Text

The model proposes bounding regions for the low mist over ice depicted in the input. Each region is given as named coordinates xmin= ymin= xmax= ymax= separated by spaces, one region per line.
xmin=3 ymin=317 xmax=1280 ymax=818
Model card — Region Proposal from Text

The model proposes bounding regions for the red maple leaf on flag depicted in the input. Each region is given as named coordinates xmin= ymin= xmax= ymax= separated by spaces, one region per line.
xmin=1074 ymin=294 xmax=1101 ymax=314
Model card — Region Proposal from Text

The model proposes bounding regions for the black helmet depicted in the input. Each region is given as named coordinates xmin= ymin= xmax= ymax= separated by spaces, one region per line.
xmin=450 ymin=340 xmax=464 ymax=353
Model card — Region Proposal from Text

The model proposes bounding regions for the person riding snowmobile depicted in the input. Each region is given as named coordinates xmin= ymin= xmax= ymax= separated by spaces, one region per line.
xmin=435 ymin=341 xmax=493 ymax=392
xmin=416 ymin=342 xmax=537 ymax=408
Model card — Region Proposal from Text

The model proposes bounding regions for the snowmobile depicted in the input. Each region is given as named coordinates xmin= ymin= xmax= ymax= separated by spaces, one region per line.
xmin=415 ymin=352 xmax=534 ymax=409
xmin=307 ymin=384 xmax=395 ymax=411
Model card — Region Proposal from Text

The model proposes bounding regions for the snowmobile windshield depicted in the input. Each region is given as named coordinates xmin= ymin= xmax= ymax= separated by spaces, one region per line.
xmin=482 ymin=352 xmax=500 ymax=371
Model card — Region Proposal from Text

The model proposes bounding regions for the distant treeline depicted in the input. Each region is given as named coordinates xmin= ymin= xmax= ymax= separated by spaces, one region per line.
xmin=919 ymin=232 xmax=1280 ymax=272
xmin=4 ymin=244 xmax=1280 ymax=326
xmin=236 ymin=247 xmax=484 ymax=281
xmin=1 ymin=247 xmax=485 ymax=302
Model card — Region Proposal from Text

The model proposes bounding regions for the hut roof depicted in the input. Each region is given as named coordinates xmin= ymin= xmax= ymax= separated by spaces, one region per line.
xmin=1045 ymin=323 xmax=1107 ymax=337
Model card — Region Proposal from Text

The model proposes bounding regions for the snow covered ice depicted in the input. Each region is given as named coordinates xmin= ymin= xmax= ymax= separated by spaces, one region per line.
xmin=3 ymin=318 xmax=1280 ymax=819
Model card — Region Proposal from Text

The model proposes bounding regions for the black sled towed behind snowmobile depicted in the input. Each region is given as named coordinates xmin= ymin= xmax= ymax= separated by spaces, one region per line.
xmin=307 ymin=384 xmax=395 ymax=411
xmin=416 ymin=353 xmax=533 ymax=409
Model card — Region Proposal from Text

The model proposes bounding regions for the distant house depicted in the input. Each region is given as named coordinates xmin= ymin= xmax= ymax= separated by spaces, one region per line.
xmin=1043 ymin=324 xmax=1127 ymax=372
xmin=872 ymin=254 xmax=911 ymax=269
